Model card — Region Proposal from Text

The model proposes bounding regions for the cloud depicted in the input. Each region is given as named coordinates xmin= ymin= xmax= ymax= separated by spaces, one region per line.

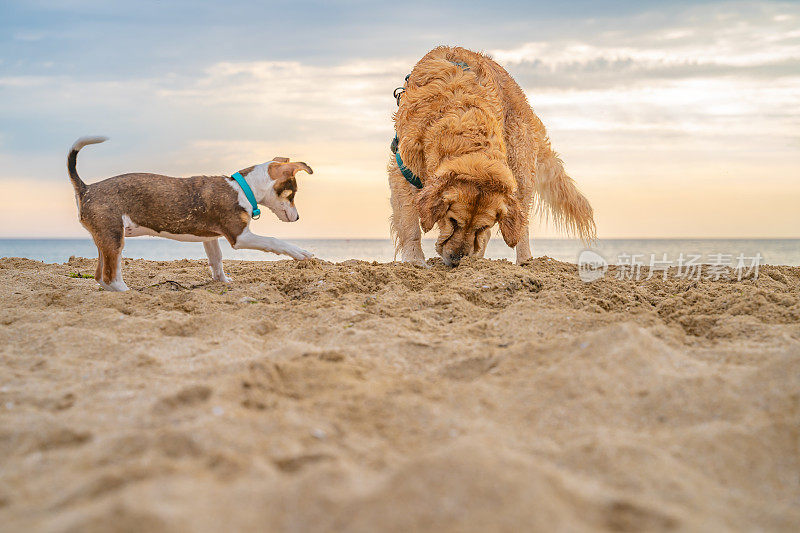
xmin=0 ymin=1 xmax=798 ymax=238
xmin=481 ymin=2 xmax=800 ymax=166
xmin=156 ymin=59 xmax=412 ymax=138
xmin=12 ymin=31 xmax=45 ymax=42
xmin=491 ymin=2 xmax=800 ymax=90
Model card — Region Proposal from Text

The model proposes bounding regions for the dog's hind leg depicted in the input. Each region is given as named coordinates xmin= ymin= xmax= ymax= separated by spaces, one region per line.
xmin=502 ymin=112 xmax=537 ymax=265
xmin=101 ymin=248 xmax=128 ymax=292
xmin=203 ymin=239 xmax=230 ymax=282
xmin=388 ymin=158 xmax=426 ymax=267
xmin=94 ymin=245 xmax=104 ymax=282
xmin=96 ymin=227 xmax=128 ymax=292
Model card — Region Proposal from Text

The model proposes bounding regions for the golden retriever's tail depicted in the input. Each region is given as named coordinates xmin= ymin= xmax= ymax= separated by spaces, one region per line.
xmin=534 ymin=145 xmax=597 ymax=243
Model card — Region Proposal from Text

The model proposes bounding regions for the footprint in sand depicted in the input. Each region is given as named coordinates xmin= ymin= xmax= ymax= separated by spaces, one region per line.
xmin=440 ymin=355 xmax=500 ymax=381
xmin=152 ymin=384 xmax=212 ymax=414
xmin=240 ymin=352 xmax=361 ymax=410
xmin=14 ymin=426 xmax=92 ymax=455
xmin=272 ymin=453 xmax=334 ymax=474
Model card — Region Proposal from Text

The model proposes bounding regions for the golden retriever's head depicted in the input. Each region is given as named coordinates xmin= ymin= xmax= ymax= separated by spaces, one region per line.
xmin=417 ymin=178 xmax=523 ymax=267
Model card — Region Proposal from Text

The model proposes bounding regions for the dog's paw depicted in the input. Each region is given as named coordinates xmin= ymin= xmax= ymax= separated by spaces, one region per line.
xmin=402 ymin=257 xmax=428 ymax=268
xmin=212 ymin=273 xmax=232 ymax=283
xmin=286 ymin=245 xmax=313 ymax=261
xmin=100 ymin=280 xmax=130 ymax=292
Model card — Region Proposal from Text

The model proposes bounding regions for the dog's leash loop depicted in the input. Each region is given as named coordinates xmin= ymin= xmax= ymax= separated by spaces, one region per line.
xmin=393 ymin=74 xmax=411 ymax=106
xmin=393 ymin=86 xmax=405 ymax=106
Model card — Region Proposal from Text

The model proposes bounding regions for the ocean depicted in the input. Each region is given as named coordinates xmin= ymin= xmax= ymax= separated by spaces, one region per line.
xmin=1 ymin=238 xmax=798 ymax=266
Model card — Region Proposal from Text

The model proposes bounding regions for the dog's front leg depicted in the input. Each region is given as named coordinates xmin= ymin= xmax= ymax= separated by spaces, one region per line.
xmin=516 ymin=224 xmax=533 ymax=265
xmin=388 ymin=159 xmax=426 ymax=267
xmin=203 ymin=239 xmax=231 ymax=282
xmin=233 ymin=228 xmax=313 ymax=260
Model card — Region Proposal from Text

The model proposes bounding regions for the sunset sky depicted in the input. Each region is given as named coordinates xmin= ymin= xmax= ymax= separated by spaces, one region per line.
xmin=1 ymin=0 xmax=798 ymax=239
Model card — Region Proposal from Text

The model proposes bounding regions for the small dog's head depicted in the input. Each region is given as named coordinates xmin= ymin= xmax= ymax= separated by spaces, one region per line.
xmin=263 ymin=157 xmax=313 ymax=222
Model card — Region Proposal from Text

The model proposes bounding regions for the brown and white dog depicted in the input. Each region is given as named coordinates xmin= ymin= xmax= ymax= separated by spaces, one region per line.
xmin=390 ymin=46 xmax=596 ymax=267
xmin=68 ymin=136 xmax=313 ymax=292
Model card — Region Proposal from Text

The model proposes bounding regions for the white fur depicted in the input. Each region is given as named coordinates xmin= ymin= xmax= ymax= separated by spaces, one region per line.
xmin=203 ymin=239 xmax=230 ymax=282
xmin=71 ymin=136 xmax=108 ymax=152
xmin=226 ymin=162 xmax=299 ymax=222
xmin=233 ymin=228 xmax=312 ymax=260
xmin=108 ymin=253 xmax=129 ymax=292
xmin=122 ymin=214 xmax=217 ymax=242
xmin=97 ymin=253 xmax=129 ymax=292
xmin=121 ymin=212 xmax=310 ymax=261
xmin=71 ymin=136 xmax=107 ymax=212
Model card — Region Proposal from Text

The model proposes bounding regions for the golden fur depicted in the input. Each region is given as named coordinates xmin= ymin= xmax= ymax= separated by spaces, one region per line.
xmin=389 ymin=46 xmax=596 ymax=266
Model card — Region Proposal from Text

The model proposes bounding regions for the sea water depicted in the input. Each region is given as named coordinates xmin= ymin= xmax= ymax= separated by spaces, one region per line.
xmin=1 ymin=238 xmax=798 ymax=266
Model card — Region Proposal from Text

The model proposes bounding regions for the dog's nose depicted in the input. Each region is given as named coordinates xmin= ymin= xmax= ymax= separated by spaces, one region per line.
xmin=447 ymin=253 xmax=463 ymax=267
xmin=294 ymin=214 xmax=299 ymax=221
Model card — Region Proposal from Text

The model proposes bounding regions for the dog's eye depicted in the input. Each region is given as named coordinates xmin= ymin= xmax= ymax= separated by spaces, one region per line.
xmin=449 ymin=217 xmax=459 ymax=228
xmin=477 ymin=225 xmax=489 ymax=233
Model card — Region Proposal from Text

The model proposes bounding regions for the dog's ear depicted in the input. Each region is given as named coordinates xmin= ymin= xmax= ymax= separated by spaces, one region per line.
xmin=270 ymin=162 xmax=314 ymax=182
xmin=417 ymin=182 xmax=449 ymax=233
xmin=271 ymin=157 xmax=290 ymax=163
xmin=288 ymin=162 xmax=313 ymax=176
xmin=499 ymin=195 xmax=524 ymax=247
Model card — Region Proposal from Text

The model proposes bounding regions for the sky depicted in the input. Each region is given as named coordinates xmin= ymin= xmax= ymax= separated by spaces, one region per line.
xmin=0 ymin=0 xmax=798 ymax=239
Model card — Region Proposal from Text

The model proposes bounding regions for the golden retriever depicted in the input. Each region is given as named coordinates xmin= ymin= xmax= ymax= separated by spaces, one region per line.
xmin=389 ymin=46 xmax=596 ymax=266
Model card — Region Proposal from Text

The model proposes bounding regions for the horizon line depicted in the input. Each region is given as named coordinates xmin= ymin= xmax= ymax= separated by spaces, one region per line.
xmin=1 ymin=237 xmax=799 ymax=241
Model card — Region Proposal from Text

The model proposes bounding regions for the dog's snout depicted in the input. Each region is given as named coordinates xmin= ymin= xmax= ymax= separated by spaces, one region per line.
xmin=447 ymin=252 xmax=463 ymax=267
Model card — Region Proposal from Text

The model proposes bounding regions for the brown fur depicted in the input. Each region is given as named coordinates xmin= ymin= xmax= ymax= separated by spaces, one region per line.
xmin=267 ymin=161 xmax=313 ymax=181
xmin=77 ymin=173 xmax=249 ymax=285
xmin=267 ymin=161 xmax=313 ymax=205
xmin=390 ymin=46 xmax=596 ymax=266
xmin=73 ymin=161 xmax=310 ymax=288
xmin=67 ymin=137 xmax=314 ymax=290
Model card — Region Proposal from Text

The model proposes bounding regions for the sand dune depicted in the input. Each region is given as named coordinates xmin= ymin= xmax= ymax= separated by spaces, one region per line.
xmin=0 ymin=256 xmax=798 ymax=532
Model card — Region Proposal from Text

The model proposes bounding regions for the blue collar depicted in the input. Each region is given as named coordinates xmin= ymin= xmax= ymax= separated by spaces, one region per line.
xmin=230 ymin=171 xmax=261 ymax=219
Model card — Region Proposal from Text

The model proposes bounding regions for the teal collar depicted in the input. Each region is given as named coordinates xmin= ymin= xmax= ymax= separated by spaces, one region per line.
xmin=230 ymin=171 xmax=261 ymax=219
xmin=392 ymin=135 xmax=423 ymax=189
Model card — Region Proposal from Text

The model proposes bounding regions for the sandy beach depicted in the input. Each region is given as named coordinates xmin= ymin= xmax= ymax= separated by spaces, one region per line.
xmin=0 ymin=255 xmax=798 ymax=532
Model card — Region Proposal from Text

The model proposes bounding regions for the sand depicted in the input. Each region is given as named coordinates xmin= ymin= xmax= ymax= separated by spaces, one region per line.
xmin=0 ymin=255 xmax=798 ymax=532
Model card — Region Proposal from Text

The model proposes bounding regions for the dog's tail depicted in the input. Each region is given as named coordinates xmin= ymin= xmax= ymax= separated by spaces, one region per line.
xmin=534 ymin=144 xmax=597 ymax=243
xmin=68 ymin=136 xmax=108 ymax=198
